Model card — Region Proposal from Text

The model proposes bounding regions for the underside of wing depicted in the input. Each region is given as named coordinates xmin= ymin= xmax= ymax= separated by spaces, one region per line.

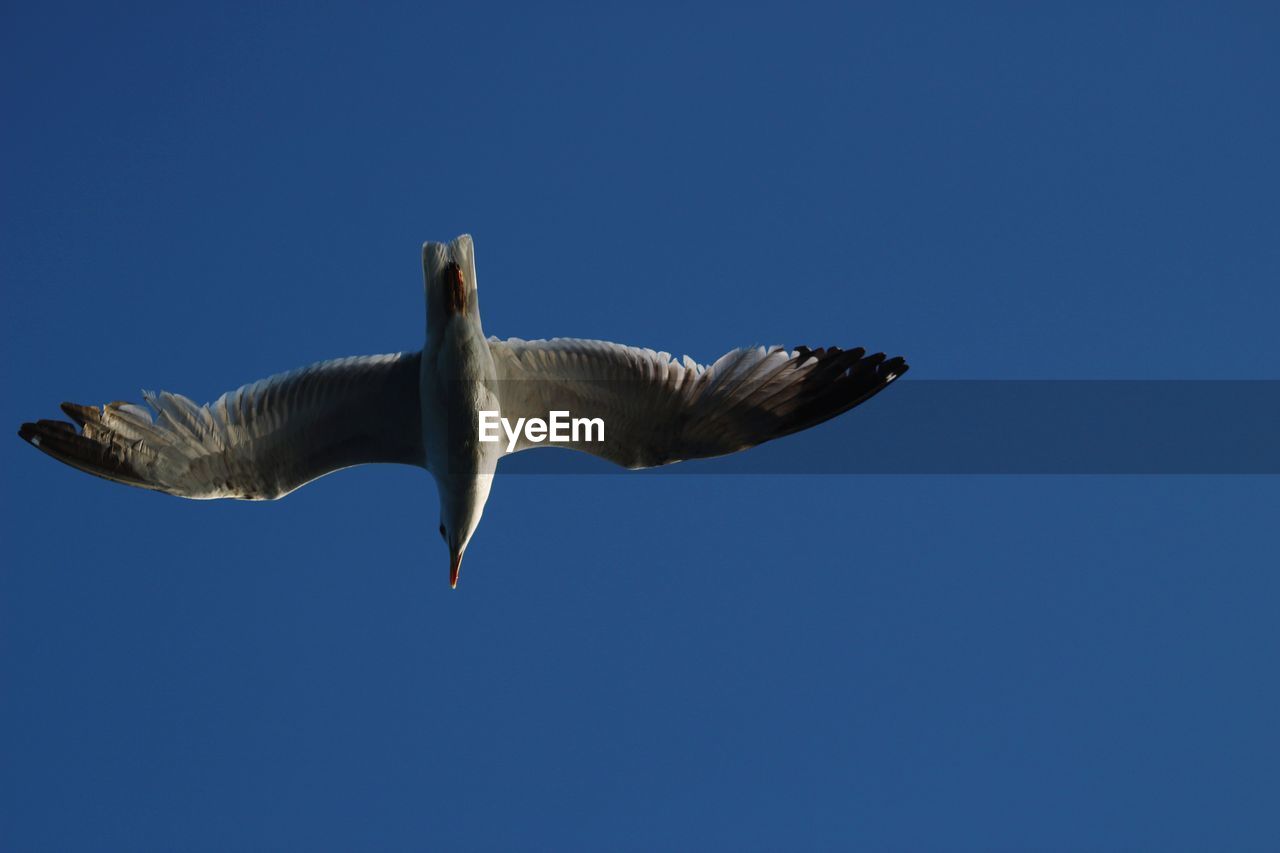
xmin=18 ymin=352 xmax=424 ymax=500
xmin=488 ymin=337 xmax=907 ymax=469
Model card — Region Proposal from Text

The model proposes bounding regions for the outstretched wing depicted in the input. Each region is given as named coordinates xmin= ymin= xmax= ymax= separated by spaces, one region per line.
xmin=18 ymin=352 xmax=424 ymax=500
xmin=488 ymin=337 xmax=906 ymax=469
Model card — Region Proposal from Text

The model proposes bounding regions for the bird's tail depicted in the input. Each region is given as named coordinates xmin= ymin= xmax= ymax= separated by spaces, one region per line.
xmin=423 ymin=234 xmax=481 ymax=335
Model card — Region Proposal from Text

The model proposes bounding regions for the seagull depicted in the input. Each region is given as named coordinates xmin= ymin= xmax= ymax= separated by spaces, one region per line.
xmin=18 ymin=235 xmax=908 ymax=588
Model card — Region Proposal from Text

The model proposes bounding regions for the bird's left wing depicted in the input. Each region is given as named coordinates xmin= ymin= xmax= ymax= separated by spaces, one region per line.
xmin=18 ymin=352 xmax=424 ymax=500
xmin=488 ymin=337 xmax=906 ymax=469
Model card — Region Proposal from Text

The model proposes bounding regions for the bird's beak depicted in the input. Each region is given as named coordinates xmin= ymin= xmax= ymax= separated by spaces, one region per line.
xmin=449 ymin=548 xmax=463 ymax=589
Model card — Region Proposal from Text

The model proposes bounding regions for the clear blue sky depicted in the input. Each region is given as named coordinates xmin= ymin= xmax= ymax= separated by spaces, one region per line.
xmin=2 ymin=2 xmax=1278 ymax=850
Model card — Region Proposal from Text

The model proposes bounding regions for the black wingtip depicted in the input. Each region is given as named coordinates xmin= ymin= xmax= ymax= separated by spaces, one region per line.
xmin=19 ymin=419 xmax=74 ymax=449
xmin=21 ymin=419 xmax=78 ymax=444
xmin=17 ymin=413 xmax=156 ymax=490
xmin=759 ymin=344 xmax=911 ymax=443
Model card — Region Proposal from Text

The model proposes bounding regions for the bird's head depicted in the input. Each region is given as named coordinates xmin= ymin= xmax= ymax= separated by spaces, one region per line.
xmin=436 ymin=474 xmax=493 ymax=588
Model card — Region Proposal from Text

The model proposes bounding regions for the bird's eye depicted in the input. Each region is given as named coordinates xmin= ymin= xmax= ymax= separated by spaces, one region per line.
xmin=438 ymin=524 xmax=446 ymax=540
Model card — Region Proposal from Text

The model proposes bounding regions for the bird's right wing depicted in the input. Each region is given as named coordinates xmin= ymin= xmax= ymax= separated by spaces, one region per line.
xmin=18 ymin=352 xmax=424 ymax=500
xmin=488 ymin=337 xmax=907 ymax=469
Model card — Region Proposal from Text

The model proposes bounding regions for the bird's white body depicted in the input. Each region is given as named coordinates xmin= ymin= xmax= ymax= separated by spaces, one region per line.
xmin=420 ymin=238 xmax=501 ymax=578
xmin=20 ymin=234 xmax=908 ymax=588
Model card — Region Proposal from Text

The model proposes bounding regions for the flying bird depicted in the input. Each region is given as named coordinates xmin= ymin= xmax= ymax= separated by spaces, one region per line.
xmin=18 ymin=235 xmax=908 ymax=587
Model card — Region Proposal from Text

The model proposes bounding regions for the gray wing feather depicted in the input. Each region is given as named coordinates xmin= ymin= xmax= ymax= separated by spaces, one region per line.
xmin=19 ymin=352 xmax=424 ymax=499
xmin=488 ymin=337 xmax=906 ymax=469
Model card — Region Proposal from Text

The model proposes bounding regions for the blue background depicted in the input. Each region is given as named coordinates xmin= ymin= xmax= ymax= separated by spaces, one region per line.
xmin=2 ymin=2 xmax=1278 ymax=850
